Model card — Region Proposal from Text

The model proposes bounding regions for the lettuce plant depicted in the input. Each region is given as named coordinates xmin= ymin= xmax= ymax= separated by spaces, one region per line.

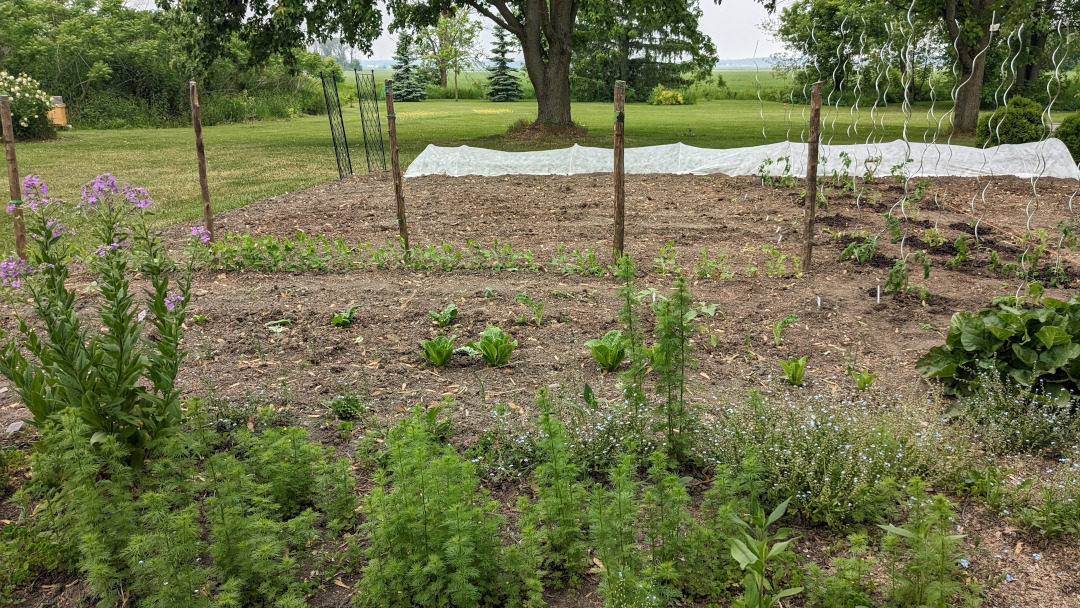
xmin=585 ymin=330 xmax=625 ymax=372
xmin=428 ymin=303 xmax=458 ymax=327
xmin=465 ymin=326 xmax=516 ymax=367
xmin=420 ymin=335 xmax=456 ymax=367
xmin=780 ymin=356 xmax=807 ymax=387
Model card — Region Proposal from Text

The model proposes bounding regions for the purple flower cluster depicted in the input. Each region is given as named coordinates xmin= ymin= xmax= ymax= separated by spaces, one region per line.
xmin=93 ymin=240 xmax=128 ymax=258
xmin=12 ymin=175 xmax=55 ymax=212
xmin=191 ymin=226 xmax=211 ymax=244
xmin=80 ymin=173 xmax=120 ymax=209
xmin=0 ymin=255 xmax=33 ymax=288
xmin=44 ymin=219 xmax=72 ymax=238
xmin=79 ymin=173 xmax=154 ymax=211
xmin=163 ymin=292 xmax=185 ymax=312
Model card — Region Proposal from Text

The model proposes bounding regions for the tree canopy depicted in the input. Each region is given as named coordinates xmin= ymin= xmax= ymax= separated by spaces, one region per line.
xmin=570 ymin=0 xmax=718 ymax=103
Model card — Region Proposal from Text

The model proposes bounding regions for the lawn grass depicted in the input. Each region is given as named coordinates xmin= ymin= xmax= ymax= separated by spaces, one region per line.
xmin=1 ymin=98 xmax=969 ymax=254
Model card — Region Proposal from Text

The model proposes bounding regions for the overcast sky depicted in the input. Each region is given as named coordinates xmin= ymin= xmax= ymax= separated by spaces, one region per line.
xmin=360 ymin=1 xmax=784 ymax=60
xmin=126 ymin=0 xmax=785 ymax=60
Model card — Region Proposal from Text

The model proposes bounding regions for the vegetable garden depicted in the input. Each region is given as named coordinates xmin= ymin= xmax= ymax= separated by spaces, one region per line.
xmin=2 ymin=164 xmax=1080 ymax=608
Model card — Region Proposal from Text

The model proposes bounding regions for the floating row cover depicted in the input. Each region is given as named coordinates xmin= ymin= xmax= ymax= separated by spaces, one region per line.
xmin=405 ymin=139 xmax=1080 ymax=180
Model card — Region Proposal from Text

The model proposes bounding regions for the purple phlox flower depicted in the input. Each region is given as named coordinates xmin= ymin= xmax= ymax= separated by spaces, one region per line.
xmin=191 ymin=226 xmax=211 ymax=244
xmin=79 ymin=173 xmax=121 ymax=210
xmin=93 ymin=240 xmax=128 ymax=258
xmin=163 ymin=292 xmax=185 ymax=312
xmin=0 ymin=255 xmax=34 ymax=288
xmin=20 ymin=175 xmax=55 ymax=211
xmin=121 ymin=183 xmax=154 ymax=209
xmin=45 ymin=219 xmax=69 ymax=238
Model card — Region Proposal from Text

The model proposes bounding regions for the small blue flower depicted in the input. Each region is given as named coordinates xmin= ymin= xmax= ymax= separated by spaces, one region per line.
xmin=960 ymin=559 xmax=969 ymax=568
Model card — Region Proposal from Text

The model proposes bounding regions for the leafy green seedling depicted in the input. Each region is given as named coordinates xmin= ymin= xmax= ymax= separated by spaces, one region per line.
xmin=780 ymin=356 xmax=807 ymax=387
xmin=420 ymin=335 xmax=456 ymax=367
xmin=428 ymin=303 xmax=458 ymax=327
xmin=514 ymin=293 xmax=545 ymax=327
xmin=325 ymin=393 xmax=365 ymax=420
xmin=484 ymin=286 xmax=497 ymax=299
xmin=191 ymin=314 xmax=208 ymax=323
xmin=729 ymin=497 xmax=804 ymax=608
xmin=464 ymin=326 xmax=517 ymax=367
xmin=850 ymin=368 xmax=875 ymax=391
xmin=331 ymin=304 xmax=360 ymax=327
xmin=265 ymin=319 xmax=291 ymax=333
xmin=773 ymin=314 xmax=799 ymax=346
xmin=585 ymin=330 xmax=626 ymax=372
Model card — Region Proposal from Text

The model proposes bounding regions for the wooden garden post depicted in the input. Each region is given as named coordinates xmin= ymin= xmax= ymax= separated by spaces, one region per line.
xmin=802 ymin=81 xmax=823 ymax=272
xmin=384 ymin=79 xmax=410 ymax=257
xmin=189 ymin=82 xmax=214 ymax=242
xmin=0 ymin=96 xmax=26 ymax=259
xmin=613 ymin=81 xmax=626 ymax=262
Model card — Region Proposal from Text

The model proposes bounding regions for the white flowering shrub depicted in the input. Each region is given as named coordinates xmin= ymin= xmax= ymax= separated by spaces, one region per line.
xmin=0 ymin=71 xmax=55 ymax=140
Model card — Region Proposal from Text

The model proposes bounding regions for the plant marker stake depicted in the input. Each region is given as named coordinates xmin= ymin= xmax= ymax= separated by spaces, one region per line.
xmin=613 ymin=80 xmax=626 ymax=262
xmin=802 ymin=81 xmax=823 ymax=272
xmin=0 ymin=96 xmax=26 ymax=259
xmin=189 ymin=82 xmax=214 ymax=242
xmin=385 ymin=79 xmax=410 ymax=259
xmin=877 ymin=285 xmax=881 ymax=303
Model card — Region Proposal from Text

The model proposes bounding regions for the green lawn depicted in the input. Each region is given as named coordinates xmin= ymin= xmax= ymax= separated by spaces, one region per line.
xmin=1 ymin=98 xmax=968 ymax=254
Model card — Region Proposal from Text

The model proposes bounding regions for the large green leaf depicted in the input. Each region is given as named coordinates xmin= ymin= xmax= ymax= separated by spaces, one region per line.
xmin=1035 ymin=326 xmax=1072 ymax=349
xmin=960 ymin=316 xmax=1000 ymax=354
xmin=914 ymin=347 xmax=958 ymax=379
xmin=1038 ymin=342 xmax=1080 ymax=372
xmin=1011 ymin=343 xmax=1038 ymax=367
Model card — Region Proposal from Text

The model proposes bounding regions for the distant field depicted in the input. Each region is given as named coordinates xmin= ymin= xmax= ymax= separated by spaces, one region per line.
xmin=1 ymin=97 xmax=966 ymax=253
xmin=349 ymin=69 xmax=789 ymax=95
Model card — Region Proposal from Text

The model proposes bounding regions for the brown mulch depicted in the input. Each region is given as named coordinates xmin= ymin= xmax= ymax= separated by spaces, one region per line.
xmin=3 ymin=171 xmax=1080 ymax=607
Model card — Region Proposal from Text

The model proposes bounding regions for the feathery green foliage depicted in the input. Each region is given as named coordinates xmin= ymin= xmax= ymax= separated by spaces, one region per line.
xmin=878 ymin=479 xmax=978 ymax=607
xmin=651 ymin=276 xmax=698 ymax=466
xmin=532 ymin=391 xmax=589 ymax=588
xmin=357 ymin=406 xmax=535 ymax=608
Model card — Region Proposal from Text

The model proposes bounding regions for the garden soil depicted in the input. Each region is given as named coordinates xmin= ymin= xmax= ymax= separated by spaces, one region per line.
xmin=3 ymin=172 xmax=1080 ymax=607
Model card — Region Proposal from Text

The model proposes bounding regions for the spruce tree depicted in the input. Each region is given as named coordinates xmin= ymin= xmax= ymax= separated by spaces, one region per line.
xmin=485 ymin=29 xmax=522 ymax=102
xmin=391 ymin=33 xmax=427 ymax=102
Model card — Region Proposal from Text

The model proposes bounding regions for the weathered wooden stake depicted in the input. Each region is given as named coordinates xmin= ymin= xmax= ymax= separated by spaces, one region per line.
xmin=384 ymin=80 xmax=410 ymax=257
xmin=189 ymin=82 xmax=214 ymax=242
xmin=1 ymin=96 xmax=26 ymax=259
xmin=613 ymin=80 xmax=626 ymax=262
xmin=802 ymin=81 xmax=824 ymax=272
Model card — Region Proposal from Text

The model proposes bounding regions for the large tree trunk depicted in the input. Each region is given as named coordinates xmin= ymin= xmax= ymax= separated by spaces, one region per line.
xmin=944 ymin=0 xmax=993 ymax=135
xmin=469 ymin=0 xmax=578 ymax=128
xmin=439 ymin=9 xmax=451 ymax=87
xmin=1018 ymin=0 xmax=1052 ymax=92
xmin=953 ymin=52 xmax=988 ymax=135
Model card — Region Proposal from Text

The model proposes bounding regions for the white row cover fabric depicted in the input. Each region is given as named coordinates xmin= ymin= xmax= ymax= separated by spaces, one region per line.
xmin=404 ymin=139 xmax=1080 ymax=180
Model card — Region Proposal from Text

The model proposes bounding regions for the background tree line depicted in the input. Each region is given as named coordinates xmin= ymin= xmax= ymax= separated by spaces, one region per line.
xmin=0 ymin=0 xmax=339 ymax=129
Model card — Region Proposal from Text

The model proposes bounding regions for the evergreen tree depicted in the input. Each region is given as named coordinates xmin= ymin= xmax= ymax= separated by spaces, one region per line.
xmin=390 ymin=32 xmax=427 ymax=101
xmin=485 ymin=29 xmax=522 ymax=102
